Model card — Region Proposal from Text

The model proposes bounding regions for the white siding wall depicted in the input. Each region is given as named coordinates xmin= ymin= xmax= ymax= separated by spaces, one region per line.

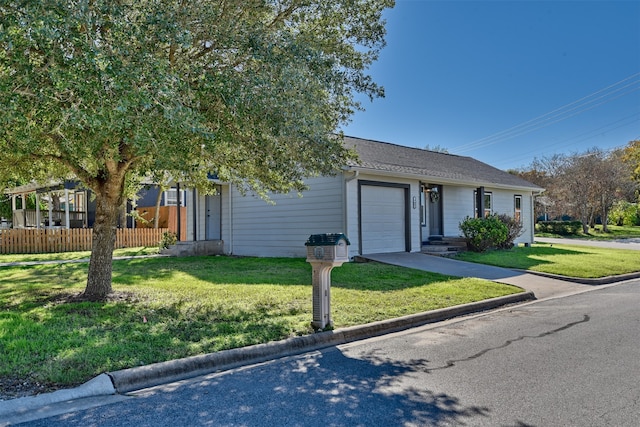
xmin=221 ymin=188 xmax=231 ymax=248
xmin=486 ymin=188 xmax=535 ymax=244
xmin=434 ymin=185 xmax=536 ymax=244
xmin=441 ymin=185 xmax=474 ymax=236
xmin=183 ymin=174 xmax=538 ymax=257
xmin=229 ymin=175 xmax=345 ymax=257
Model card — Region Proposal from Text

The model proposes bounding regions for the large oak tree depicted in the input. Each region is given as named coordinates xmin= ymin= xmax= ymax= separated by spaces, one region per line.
xmin=0 ymin=0 xmax=393 ymax=300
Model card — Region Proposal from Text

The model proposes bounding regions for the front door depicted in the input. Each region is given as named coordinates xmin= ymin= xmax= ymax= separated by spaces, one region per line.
xmin=428 ymin=184 xmax=443 ymax=237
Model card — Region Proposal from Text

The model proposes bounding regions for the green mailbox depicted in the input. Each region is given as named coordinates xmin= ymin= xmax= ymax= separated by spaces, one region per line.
xmin=305 ymin=233 xmax=351 ymax=331
xmin=305 ymin=233 xmax=350 ymax=262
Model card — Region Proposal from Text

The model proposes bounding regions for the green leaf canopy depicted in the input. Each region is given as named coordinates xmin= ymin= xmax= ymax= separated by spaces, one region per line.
xmin=0 ymin=0 xmax=392 ymax=196
xmin=0 ymin=0 xmax=393 ymax=299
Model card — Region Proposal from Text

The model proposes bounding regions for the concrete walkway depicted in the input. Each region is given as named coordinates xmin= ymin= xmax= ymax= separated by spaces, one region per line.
xmin=363 ymin=252 xmax=594 ymax=300
xmin=0 ymin=254 xmax=168 ymax=268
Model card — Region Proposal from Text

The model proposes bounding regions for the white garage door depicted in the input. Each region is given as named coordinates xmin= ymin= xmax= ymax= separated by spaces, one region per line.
xmin=361 ymin=185 xmax=406 ymax=254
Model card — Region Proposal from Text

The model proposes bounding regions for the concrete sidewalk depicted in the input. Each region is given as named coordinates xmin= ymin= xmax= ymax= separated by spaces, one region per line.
xmin=536 ymin=236 xmax=640 ymax=251
xmin=0 ymin=254 xmax=168 ymax=268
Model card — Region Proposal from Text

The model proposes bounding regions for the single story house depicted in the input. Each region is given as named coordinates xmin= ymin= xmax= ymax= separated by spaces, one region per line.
xmin=179 ymin=136 xmax=544 ymax=258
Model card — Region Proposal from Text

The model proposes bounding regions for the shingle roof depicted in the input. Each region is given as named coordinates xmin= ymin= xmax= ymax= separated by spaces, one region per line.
xmin=343 ymin=136 xmax=543 ymax=191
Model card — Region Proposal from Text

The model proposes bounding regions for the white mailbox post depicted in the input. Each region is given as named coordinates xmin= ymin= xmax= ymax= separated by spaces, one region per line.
xmin=305 ymin=233 xmax=350 ymax=331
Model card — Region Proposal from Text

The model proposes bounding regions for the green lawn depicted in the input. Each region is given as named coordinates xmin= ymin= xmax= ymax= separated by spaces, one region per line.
xmin=0 ymin=256 xmax=519 ymax=391
xmin=455 ymin=243 xmax=640 ymax=278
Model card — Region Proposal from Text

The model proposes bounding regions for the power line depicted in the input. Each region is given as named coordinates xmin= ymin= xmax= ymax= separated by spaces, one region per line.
xmin=450 ymin=72 xmax=640 ymax=155
xmin=490 ymin=112 xmax=640 ymax=169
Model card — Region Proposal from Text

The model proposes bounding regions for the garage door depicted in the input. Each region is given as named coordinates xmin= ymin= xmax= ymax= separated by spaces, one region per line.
xmin=360 ymin=185 xmax=406 ymax=254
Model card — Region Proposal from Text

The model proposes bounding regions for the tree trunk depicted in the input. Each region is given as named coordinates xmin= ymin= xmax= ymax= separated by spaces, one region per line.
xmin=153 ymin=187 xmax=162 ymax=228
xmin=118 ymin=204 xmax=128 ymax=228
xmin=602 ymin=210 xmax=610 ymax=233
xmin=83 ymin=189 xmax=122 ymax=301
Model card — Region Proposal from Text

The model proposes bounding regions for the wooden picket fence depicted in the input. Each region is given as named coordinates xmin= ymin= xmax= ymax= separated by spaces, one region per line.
xmin=0 ymin=228 xmax=170 ymax=254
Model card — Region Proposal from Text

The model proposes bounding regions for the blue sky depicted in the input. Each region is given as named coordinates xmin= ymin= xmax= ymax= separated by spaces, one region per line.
xmin=341 ymin=0 xmax=640 ymax=170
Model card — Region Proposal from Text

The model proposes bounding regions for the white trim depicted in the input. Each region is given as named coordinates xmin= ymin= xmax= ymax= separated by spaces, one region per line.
xmin=345 ymin=166 xmax=542 ymax=193
xmin=35 ymin=193 xmax=41 ymax=229
xmin=164 ymin=189 xmax=186 ymax=206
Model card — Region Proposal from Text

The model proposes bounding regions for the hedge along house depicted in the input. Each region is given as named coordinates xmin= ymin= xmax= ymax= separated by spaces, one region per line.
xmin=181 ymin=136 xmax=544 ymax=258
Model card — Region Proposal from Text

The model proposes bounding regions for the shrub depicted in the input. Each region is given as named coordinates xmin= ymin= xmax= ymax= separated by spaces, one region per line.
xmin=158 ymin=231 xmax=177 ymax=250
xmin=459 ymin=215 xmax=508 ymax=252
xmin=496 ymin=214 xmax=524 ymax=249
xmin=608 ymin=201 xmax=640 ymax=226
xmin=536 ymin=221 xmax=582 ymax=235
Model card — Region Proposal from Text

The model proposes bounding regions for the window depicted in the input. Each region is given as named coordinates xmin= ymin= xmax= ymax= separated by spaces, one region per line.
xmin=473 ymin=190 xmax=492 ymax=218
xmin=514 ymin=195 xmax=522 ymax=223
xmin=483 ymin=193 xmax=492 ymax=217
xmin=164 ymin=189 xmax=186 ymax=206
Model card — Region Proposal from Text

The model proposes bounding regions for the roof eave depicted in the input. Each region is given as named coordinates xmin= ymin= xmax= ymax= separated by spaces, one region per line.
xmin=345 ymin=165 xmax=544 ymax=193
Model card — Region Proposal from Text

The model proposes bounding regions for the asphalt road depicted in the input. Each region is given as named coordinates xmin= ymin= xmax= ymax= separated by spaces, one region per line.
xmin=21 ymin=279 xmax=640 ymax=427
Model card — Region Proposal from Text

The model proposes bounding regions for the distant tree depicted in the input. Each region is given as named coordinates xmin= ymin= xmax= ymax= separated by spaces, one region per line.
xmin=559 ymin=150 xmax=600 ymax=233
xmin=592 ymin=149 xmax=632 ymax=232
xmin=623 ymin=140 xmax=640 ymax=196
xmin=513 ymin=154 xmax=567 ymax=220
xmin=424 ymin=145 xmax=449 ymax=153
xmin=518 ymin=148 xmax=635 ymax=233
xmin=0 ymin=194 xmax=11 ymax=220
xmin=0 ymin=0 xmax=393 ymax=300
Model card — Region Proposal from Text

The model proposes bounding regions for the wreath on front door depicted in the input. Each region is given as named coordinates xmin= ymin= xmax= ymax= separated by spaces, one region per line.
xmin=430 ymin=191 xmax=439 ymax=203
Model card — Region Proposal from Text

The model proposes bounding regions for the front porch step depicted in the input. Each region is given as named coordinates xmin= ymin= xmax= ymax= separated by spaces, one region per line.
xmin=161 ymin=240 xmax=224 ymax=257
xmin=421 ymin=236 xmax=467 ymax=256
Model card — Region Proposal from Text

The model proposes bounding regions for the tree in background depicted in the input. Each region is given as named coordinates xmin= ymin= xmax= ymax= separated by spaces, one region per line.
xmin=623 ymin=140 xmax=640 ymax=195
xmin=512 ymin=153 xmax=567 ymax=221
xmin=0 ymin=194 xmax=11 ymax=221
xmin=596 ymin=148 xmax=637 ymax=231
xmin=515 ymin=146 xmax=636 ymax=234
xmin=0 ymin=0 xmax=393 ymax=300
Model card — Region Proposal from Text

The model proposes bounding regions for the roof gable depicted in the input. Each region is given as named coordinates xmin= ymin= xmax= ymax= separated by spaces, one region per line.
xmin=344 ymin=136 xmax=542 ymax=191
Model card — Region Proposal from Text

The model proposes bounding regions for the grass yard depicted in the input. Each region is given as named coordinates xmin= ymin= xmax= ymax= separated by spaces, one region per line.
xmin=0 ymin=256 xmax=520 ymax=393
xmin=455 ymin=243 xmax=640 ymax=278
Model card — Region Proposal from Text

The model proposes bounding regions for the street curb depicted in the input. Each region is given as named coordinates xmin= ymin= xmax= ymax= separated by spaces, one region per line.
xmin=0 ymin=374 xmax=115 ymax=420
xmin=107 ymin=291 xmax=534 ymax=393
xmin=0 ymin=291 xmax=534 ymax=421
xmin=516 ymin=269 xmax=640 ymax=285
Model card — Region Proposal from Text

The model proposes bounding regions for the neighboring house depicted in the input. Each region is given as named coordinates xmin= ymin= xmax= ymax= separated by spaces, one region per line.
xmin=5 ymin=180 xmax=185 ymax=231
xmin=135 ymin=185 xmax=187 ymax=237
xmin=181 ymin=136 xmax=544 ymax=258
xmin=6 ymin=180 xmax=96 ymax=229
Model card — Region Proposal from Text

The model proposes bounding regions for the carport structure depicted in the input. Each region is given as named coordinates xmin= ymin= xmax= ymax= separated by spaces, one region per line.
xmin=6 ymin=181 xmax=89 ymax=229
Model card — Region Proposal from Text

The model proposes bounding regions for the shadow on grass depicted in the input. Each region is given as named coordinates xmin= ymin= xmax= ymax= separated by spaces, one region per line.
xmin=0 ymin=287 xmax=302 ymax=386
xmin=110 ymin=255 xmax=459 ymax=291
xmin=0 ymin=256 xmax=515 ymax=389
